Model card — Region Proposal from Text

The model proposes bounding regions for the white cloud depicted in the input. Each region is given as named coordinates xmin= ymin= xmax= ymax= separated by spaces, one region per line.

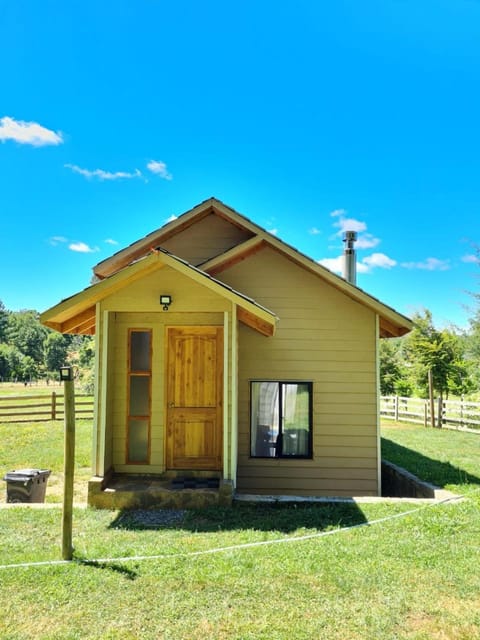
xmin=330 ymin=208 xmax=368 ymax=237
xmin=147 ymin=160 xmax=172 ymax=180
xmin=0 ymin=116 xmax=63 ymax=146
xmin=319 ymin=252 xmax=398 ymax=276
xmin=355 ymin=233 xmax=380 ymax=249
xmin=334 ymin=217 xmax=367 ymax=234
xmin=330 ymin=208 xmax=380 ymax=251
xmin=318 ymin=256 xmax=343 ymax=274
xmin=400 ymin=257 xmax=450 ymax=271
xmin=362 ymin=253 xmax=397 ymax=270
xmin=65 ymin=163 xmax=142 ymax=181
xmin=268 ymin=228 xmax=278 ymax=236
xmin=165 ymin=214 xmax=178 ymax=224
xmin=69 ymin=242 xmax=99 ymax=253
xmin=462 ymin=254 xmax=480 ymax=264
xmin=309 ymin=227 xmax=321 ymax=235
xmin=105 ymin=238 xmax=118 ymax=245
xmin=49 ymin=236 xmax=68 ymax=246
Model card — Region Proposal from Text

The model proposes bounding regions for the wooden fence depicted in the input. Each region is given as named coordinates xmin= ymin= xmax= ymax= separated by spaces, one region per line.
xmin=381 ymin=395 xmax=480 ymax=432
xmin=0 ymin=392 xmax=94 ymax=423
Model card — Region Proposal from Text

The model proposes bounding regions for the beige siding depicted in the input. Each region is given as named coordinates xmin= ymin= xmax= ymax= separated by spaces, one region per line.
xmin=93 ymin=309 xmax=115 ymax=475
xmin=161 ymin=212 xmax=253 ymax=266
xmin=97 ymin=267 xmax=232 ymax=475
xmin=218 ymin=246 xmax=379 ymax=497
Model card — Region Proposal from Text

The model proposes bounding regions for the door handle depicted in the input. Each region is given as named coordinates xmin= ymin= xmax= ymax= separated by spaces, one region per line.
xmin=169 ymin=402 xmax=175 ymax=408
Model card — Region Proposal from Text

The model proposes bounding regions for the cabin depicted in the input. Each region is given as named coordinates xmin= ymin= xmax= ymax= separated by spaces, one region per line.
xmin=40 ymin=197 xmax=412 ymax=508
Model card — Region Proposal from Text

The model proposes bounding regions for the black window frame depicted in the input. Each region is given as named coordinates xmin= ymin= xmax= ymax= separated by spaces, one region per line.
xmin=249 ymin=380 xmax=313 ymax=459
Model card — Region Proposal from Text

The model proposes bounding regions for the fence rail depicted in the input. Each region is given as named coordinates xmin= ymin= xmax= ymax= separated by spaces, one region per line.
xmin=0 ymin=392 xmax=94 ymax=423
xmin=381 ymin=395 xmax=480 ymax=432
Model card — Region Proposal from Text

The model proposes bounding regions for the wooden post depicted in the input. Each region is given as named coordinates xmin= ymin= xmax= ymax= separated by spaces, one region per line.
xmin=428 ymin=369 xmax=435 ymax=429
xmin=51 ymin=391 xmax=56 ymax=420
xmin=424 ymin=401 xmax=428 ymax=428
xmin=394 ymin=395 xmax=399 ymax=422
xmin=62 ymin=374 xmax=75 ymax=561
xmin=437 ymin=396 xmax=443 ymax=428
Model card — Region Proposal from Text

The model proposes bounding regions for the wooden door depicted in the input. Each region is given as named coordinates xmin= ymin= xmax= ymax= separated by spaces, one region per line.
xmin=166 ymin=326 xmax=223 ymax=470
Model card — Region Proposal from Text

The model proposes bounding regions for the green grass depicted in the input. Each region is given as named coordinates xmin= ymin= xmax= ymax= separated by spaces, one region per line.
xmin=0 ymin=382 xmax=92 ymax=503
xmin=381 ymin=421 xmax=480 ymax=495
xmin=0 ymin=497 xmax=479 ymax=639
xmin=0 ymin=409 xmax=479 ymax=638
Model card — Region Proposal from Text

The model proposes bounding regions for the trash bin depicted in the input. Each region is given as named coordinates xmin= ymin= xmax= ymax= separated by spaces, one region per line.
xmin=3 ymin=469 xmax=51 ymax=503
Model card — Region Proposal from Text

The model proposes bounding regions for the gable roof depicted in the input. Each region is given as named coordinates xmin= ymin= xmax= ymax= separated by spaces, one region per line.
xmin=93 ymin=198 xmax=258 ymax=279
xmin=92 ymin=197 xmax=412 ymax=338
xmin=40 ymin=248 xmax=278 ymax=337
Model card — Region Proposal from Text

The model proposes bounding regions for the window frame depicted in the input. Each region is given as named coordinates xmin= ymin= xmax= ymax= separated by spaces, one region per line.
xmin=126 ymin=328 xmax=152 ymax=464
xmin=249 ymin=380 xmax=313 ymax=459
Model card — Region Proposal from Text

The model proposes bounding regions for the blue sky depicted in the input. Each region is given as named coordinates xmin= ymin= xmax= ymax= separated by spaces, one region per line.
xmin=2 ymin=0 xmax=480 ymax=329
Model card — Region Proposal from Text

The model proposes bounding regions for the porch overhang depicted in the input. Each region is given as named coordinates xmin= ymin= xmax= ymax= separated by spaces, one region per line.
xmin=40 ymin=249 xmax=278 ymax=337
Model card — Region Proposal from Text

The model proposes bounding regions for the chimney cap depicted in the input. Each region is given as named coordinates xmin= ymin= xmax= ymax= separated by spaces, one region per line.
xmin=343 ymin=230 xmax=358 ymax=242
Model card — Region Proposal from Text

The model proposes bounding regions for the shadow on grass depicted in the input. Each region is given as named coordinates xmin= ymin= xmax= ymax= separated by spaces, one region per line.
xmin=76 ymin=557 xmax=138 ymax=580
xmin=109 ymin=501 xmax=368 ymax=533
xmin=381 ymin=437 xmax=480 ymax=488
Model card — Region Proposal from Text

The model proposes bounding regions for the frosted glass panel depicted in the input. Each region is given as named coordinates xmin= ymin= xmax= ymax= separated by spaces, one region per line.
xmin=130 ymin=331 xmax=151 ymax=371
xmin=128 ymin=419 xmax=149 ymax=462
xmin=130 ymin=376 xmax=150 ymax=415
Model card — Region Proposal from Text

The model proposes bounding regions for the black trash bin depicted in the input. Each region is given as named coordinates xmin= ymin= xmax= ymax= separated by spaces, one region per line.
xmin=3 ymin=469 xmax=51 ymax=503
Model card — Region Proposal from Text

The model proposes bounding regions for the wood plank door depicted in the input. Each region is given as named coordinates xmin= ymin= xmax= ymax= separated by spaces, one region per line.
xmin=166 ymin=326 xmax=223 ymax=470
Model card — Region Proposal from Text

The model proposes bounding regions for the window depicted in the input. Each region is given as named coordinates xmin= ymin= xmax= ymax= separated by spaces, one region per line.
xmin=127 ymin=329 xmax=152 ymax=463
xmin=250 ymin=381 xmax=312 ymax=458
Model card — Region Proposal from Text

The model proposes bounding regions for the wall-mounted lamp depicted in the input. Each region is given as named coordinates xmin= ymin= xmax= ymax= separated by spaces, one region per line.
xmin=160 ymin=295 xmax=172 ymax=311
xmin=59 ymin=365 xmax=74 ymax=382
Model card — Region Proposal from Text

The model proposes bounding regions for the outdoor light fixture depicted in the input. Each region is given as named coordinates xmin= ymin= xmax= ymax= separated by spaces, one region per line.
xmin=160 ymin=295 xmax=172 ymax=311
xmin=59 ymin=366 xmax=74 ymax=382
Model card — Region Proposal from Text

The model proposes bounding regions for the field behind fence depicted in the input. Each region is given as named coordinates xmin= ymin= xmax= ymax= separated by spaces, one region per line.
xmin=381 ymin=395 xmax=480 ymax=432
xmin=2 ymin=389 xmax=479 ymax=432
xmin=0 ymin=391 xmax=94 ymax=423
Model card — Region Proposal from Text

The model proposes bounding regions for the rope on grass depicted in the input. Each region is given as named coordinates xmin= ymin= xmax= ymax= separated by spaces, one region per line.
xmin=0 ymin=491 xmax=468 ymax=571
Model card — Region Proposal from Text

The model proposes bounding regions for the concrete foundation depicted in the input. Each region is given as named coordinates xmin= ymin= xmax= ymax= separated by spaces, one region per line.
xmin=88 ymin=473 xmax=234 ymax=510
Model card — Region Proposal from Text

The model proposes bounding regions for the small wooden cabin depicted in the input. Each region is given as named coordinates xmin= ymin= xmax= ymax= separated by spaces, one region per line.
xmin=41 ymin=198 xmax=411 ymax=507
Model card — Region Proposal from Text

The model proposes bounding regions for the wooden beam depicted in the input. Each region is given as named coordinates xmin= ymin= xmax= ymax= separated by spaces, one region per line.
xmin=205 ymin=238 xmax=265 ymax=276
xmin=237 ymin=307 xmax=275 ymax=337
xmin=379 ymin=317 xmax=409 ymax=338
xmin=94 ymin=207 xmax=216 ymax=278
xmin=59 ymin=306 xmax=96 ymax=335
xmin=41 ymin=255 xmax=165 ymax=328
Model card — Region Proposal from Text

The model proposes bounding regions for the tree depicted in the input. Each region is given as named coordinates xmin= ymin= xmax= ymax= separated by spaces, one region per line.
xmin=0 ymin=300 xmax=8 ymax=343
xmin=78 ymin=336 xmax=95 ymax=368
xmin=7 ymin=310 xmax=48 ymax=364
xmin=20 ymin=355 xmax=38 ymax=382
xmin=380 ymin=339 xmax=402 ymax=395
xmin=0 ymin=343 xmax=24 ymax=381
xmin=379 ymin=338 xmax=414 ymax=397
xmin=403 ymin=310 xmax=471 ymax=400
xmin=44 ymin=331 xmax=69 ymax=372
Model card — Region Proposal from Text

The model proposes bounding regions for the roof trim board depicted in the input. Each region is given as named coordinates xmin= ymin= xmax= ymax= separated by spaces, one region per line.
xmin=91 ymin=197 xmax=412 ymax=337
xmin=93 ymin=198 xmax=257 ymax=279
xmin=200 ymin=227 xmax=412 ymax=338
xmin=41 ymin=249 xmax=278 ymax=337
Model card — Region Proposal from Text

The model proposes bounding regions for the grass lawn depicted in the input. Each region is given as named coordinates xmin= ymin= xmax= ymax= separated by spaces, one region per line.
xmin=0 ymin=382 xmax=91 ymax=503
xmin=381 ymin=421 xmax=480 ymax=496
xmin=0 ymin=407 xmax=479 ymax=639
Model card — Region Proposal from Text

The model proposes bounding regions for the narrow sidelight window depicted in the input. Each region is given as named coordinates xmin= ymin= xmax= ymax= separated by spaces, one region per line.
xmin=127 ymin=329 xmax=152 ymax=463
xmin=250 ymin=381 xmax=312 ymax=458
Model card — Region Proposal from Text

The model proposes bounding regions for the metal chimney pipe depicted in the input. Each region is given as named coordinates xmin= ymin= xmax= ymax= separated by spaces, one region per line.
xmin=343 ymin=230 xmax=357 ymax=285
